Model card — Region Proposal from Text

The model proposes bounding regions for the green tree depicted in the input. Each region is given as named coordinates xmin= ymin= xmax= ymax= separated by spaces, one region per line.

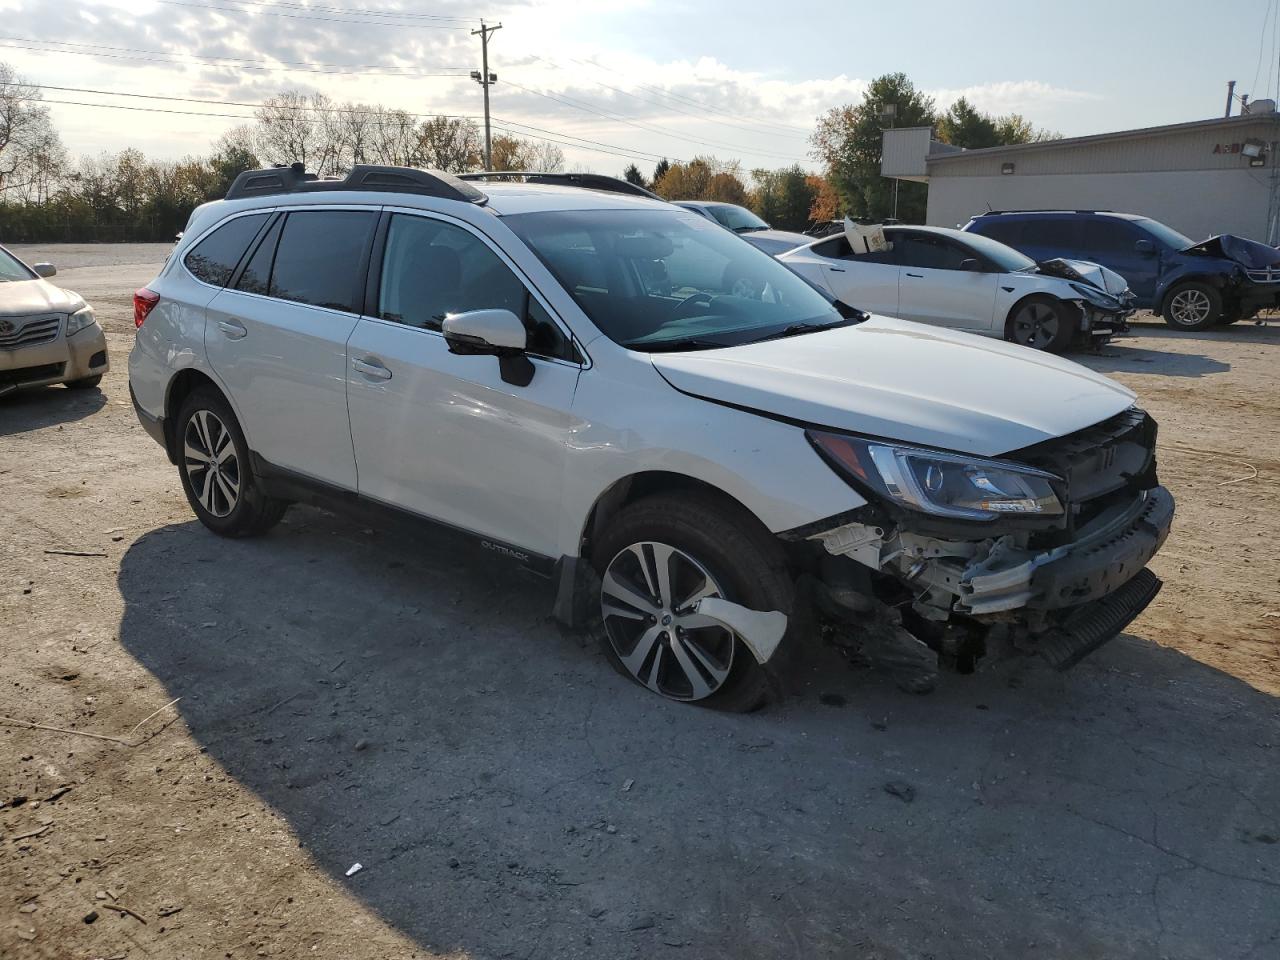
xmin=936 ymin=97 xmax=1000 ymax=149
xmin=810 ymin=72 xmax=936 ymax=222
xmin=751 ymin=165 xmax=817 ymax=231
xmin=622 ymin=163 xmax=646 ymax=188
xmin=651 ymin=157 xmax=670 ymax=187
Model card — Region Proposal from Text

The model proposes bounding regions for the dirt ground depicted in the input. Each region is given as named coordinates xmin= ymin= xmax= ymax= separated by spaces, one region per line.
xmin=2 ymin=243 xmax=1278 ymax=960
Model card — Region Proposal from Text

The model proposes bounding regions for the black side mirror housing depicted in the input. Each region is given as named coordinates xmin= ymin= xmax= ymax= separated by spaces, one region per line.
xmin=1134 ymin=239 xmax=1156 ymax=256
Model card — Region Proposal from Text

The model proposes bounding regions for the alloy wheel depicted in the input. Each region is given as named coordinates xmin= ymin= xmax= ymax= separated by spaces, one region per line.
xmin=183 ymin=409 xmax=241 ymax=518
xmin=1168 ymin=288 xmax=1213 ymax=326
xmin=1012 ymin=302 xmax=1060 ymax=349
xmin=600 ymin=541 xmax=735 ymax=701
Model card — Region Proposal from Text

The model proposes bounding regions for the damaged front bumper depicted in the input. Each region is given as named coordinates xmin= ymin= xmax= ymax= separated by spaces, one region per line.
xmin=805 ymin=485 xmax=1174 ymax=670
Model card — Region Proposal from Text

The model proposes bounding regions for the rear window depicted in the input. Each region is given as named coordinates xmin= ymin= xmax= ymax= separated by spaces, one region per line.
xmin=1024 ymin=219 xmax=1082 ymax=249
xmin=184 ymin=214 xmax=270 ymax=286
xmin=268 ymin=211 xmax=377 ymax=313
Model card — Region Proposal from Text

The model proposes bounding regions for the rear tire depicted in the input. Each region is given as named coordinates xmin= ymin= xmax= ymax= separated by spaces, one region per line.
xmin=176 ymin=387 xmax=288 ymax=538
xmin=590 ymin=492 xmax=794 ymax=712
xmin=1006 ymin=295 xmax=1074 ymax=352
xmin=1162 ymin=281 xmax=1221 ymax=330
xmin=65 ymin=374 xmax=102 ymax=390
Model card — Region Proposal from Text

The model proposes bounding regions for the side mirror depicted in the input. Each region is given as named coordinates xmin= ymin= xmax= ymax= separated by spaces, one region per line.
xmin=33 ymin=262 xmax=56 ymax=278
xmin=959 ymin=258 xmax=982 ymax=272
xmin=1134 ymin=239 xmax=1156 ymax=256
xmin=442 ymin=308 xmax=534 ymax=386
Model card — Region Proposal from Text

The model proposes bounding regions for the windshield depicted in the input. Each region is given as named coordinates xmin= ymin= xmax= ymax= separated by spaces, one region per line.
xmin=0 ymin=247 xmax=35 ymax=282
xmin=505 ymin=208 xmax=845 ymax=351
xmin=954 ymin=230 xmax=1036 ymax=272
xmin=1137 ymin=218 xmax=1194 ymax=251
xmin=707 ymin=204 xmax=769 ymax=233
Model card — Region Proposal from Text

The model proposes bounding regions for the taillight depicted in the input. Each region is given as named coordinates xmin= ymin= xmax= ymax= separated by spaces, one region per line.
xmin=133 ymin=288 xmax=160 ymax=328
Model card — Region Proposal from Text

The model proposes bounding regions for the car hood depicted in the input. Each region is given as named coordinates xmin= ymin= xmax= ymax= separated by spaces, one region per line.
xmin=0 ymin=278 xmax=84 ymax=316
xmin=1036 ymin=258 xmax=1131 ymax=299
xmin=1182 ymin=234 xmax=1280 ymax=270
xmin=650 ymin=315 xmax=1136 ymax=457
xmin=742 ymin=228 xmax=812 ymax=253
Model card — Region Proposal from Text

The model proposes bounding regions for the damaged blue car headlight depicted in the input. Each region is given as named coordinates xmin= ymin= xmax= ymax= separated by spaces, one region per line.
xmin=808 ymin=431 xmax=1064 ymax=521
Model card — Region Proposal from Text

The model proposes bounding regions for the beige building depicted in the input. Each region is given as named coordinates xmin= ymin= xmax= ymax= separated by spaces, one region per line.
xmin=882 ymin=106 xmax=1280 ymax=244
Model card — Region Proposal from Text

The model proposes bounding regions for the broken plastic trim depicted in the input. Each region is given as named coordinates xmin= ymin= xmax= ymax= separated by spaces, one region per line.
xmin=692 ymin=597 xmax=788 ymax=665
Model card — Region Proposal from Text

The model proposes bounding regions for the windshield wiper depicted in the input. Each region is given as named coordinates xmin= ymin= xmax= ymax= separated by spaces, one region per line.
xmin=733 ymin=225 xmax=767 ymax=233
xmin=746 ymin=318 xmax=857 ymax=343
xmin=628 ymin=336 xmax=729 ymax=353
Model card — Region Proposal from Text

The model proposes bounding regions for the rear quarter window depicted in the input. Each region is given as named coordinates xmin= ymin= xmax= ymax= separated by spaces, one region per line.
xmin=183 ymin=214 xmax=270 ymax=286
xmin=972 ymin=219 xmax=1026 ymax=247
xmin=268 ymin=210 xmax=378 ymax=313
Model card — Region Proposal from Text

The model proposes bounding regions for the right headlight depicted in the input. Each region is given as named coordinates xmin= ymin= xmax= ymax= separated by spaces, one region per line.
xmin=66 ymin=306 xmax=98 ymax=336
xmin=808 ymin=430 xmax=1064 ymax=521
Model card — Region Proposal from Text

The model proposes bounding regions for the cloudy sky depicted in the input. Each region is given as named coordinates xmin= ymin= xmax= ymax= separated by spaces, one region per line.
xmin=0 ymin=0 xmax=1275 ymax=176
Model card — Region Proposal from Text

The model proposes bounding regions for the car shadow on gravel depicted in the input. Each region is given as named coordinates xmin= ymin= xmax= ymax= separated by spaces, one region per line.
xmin=115 ymin=509 xmax=1280 ymax=960
xmin=1080 ymin=342 xmax=1231 ymax=378
xmin=0 ymin=384 xmax=107 ymax=435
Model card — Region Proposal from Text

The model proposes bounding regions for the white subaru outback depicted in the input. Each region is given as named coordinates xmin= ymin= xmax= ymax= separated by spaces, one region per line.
xmin=129 ymin=165 xmax=1174 ymax=710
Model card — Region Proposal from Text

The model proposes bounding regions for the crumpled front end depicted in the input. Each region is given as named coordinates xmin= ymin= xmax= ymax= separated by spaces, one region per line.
xmin=793 ymin=408 xmax=1173 ymax=676
xmin=1037 ymin=257 xmax=1136 ymax=347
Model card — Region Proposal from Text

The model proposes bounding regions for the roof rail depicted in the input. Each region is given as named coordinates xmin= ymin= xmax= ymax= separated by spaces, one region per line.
xmin=225 ymin=163 xmax=487 ymax=204
xmin=978 ymin=209 xmax=1115 ymax=216
xmin=457 ymin=170 xmax=660 ymax=199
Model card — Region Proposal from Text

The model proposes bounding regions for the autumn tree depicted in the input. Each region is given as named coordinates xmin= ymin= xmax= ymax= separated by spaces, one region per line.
xmin=653 ymin=156 xmax=747 ymax=203
xmin=810 ymin=72 xmax=936 ymax=222
xmin=417 ymin=116 xmax=482 ymax=171
xmin=0 ymin=63 xmax=63 ymax=200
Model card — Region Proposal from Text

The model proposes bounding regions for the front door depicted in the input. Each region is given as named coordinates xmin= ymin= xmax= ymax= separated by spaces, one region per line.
xmin=893 ymin=233 xmax=998 ymax=331
xmin=204 ymin=208 xmax=378 ymax=490
xmin=345 ymin=211 xmax=582 ymax=559
xmin=1079 ymin=219 xmax=1160 ymax=302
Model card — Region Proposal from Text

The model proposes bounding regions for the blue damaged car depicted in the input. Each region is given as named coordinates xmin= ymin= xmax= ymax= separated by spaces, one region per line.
xmin=962 ymin=210 xmax=1280 ymax=331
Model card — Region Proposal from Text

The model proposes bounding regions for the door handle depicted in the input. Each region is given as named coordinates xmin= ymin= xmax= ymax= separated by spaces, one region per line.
xmin=826 ymin=266 xmax=846 ymax=272
xmin=216 ymin=319 xmax=248 ymax=339
xmin=352 ymin=357 xmax=392 ymax=381
xmin=905 ymin=272 xmax=924 ymax=278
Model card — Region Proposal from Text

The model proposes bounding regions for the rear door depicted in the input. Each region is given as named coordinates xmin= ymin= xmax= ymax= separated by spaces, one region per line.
xmin=894 ymin=232 xmax=998 ymax=331
xmin=204 ymin=207 xmax=378 ymax=490
xmin=804 ymin=235 xmax=900 ymax=316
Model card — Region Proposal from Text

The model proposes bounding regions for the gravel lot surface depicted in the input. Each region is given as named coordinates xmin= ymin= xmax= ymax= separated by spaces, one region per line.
xmin=3 ymin=242 xmax=1278 ymax=960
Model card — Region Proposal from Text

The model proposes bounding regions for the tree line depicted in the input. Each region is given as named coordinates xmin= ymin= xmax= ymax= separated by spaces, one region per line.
xmin=0 ymin=62 xmax=1053 ymax=243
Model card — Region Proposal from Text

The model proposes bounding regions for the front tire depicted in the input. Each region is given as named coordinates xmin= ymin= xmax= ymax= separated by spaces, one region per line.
xmin=176 ymin=387 xmax=287 ymax=537
xmin=591 ymin=493 xmax=794 ymax=712
xmin=1162 ymin=281 xmax=1221 ymax=330
xmin=1006 ymin=295 xmax=1074 ymax=352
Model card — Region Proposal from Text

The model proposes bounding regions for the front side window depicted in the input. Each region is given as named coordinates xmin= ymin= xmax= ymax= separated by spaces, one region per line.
xmin=1135 ymin=218 xmax=1193 ymax=251
xmin=505 ymin=208 xmax=845 ymax=351
xmin=0 ymin=247 xmax=35 ymax=282
xmin=269 ymin=211 xmax=377 ymax=313
xmin=184 ymin=213 xmax=270 ymax=286
xmin=377 ymin=214 xmax=573 ymax=361
xmin=1081 ymin=220 xmax=1138 ymax=253
xmin=894 ymin=235 xmax=973 ymax=271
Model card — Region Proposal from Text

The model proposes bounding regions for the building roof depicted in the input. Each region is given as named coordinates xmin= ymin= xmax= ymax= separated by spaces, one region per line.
xmin=927 ymin=112 xmax=1278 ymax=166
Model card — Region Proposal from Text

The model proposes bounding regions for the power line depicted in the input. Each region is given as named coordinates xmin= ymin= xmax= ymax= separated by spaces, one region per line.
xmin=156 ymin=0 xmax=475 ymax=29
xmin=24 ymin=93 xmax=674 ymax=165
xmin=193 ymin=0 xmax=480 ymax=21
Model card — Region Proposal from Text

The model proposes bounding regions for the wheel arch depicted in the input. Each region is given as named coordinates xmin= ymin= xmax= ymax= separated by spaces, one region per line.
xmin=1155 ymin=272 xmax=1228 ymax=315
xmin=576 ymin=470 xmax=773 ymax=567
xmin=162 ymin=368 xmax=226 ymax=463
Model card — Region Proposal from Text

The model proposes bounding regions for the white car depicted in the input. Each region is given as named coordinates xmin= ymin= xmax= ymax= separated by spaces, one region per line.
xmin=779 ymin=223 xmax=1135 ymax=352
xmin=129 ymin=165 xmax=1173 ymax=710
xmin=674 ymin=201 xmax=812 ymax=255
xmin=1 ymin=244 xmax=108 ymax=396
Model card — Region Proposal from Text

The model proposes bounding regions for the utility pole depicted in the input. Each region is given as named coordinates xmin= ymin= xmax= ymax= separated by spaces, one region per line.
xmin=471 ymin=20 xmax=502 ymax=169
xmin=1225 ymin=80 xmax=1236 ymax=118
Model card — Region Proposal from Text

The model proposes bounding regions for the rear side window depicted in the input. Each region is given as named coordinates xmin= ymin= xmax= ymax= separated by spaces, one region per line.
xmin=1024 ymin=219 xmax=1082 ymax=249
xmin=269 ymin=210 xmax=377 ymax=313
xmin=973 ymin=219 xmax=1025 ymax=247
xmin=184 ymin=214 xmax=269 ymax=286
xmin=1081 ymin=219 xmax=1137 ymax=252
